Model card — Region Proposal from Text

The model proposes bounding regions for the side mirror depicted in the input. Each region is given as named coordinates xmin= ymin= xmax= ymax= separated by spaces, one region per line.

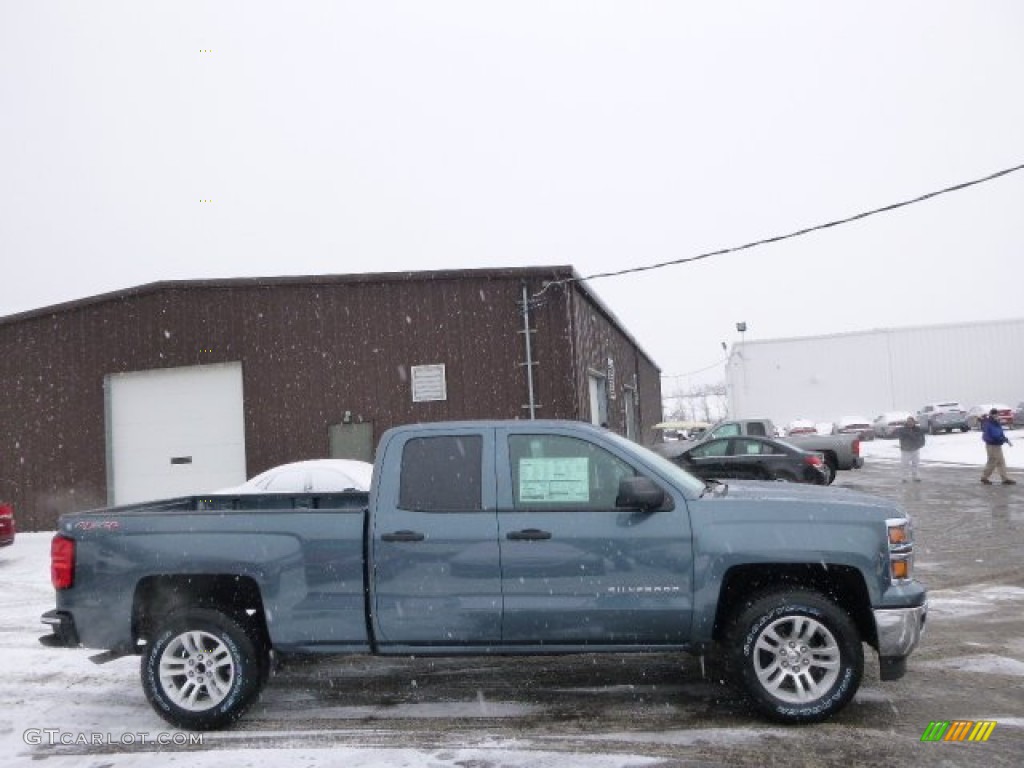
xmin=616 ymin=476 xmax=668 ymax=511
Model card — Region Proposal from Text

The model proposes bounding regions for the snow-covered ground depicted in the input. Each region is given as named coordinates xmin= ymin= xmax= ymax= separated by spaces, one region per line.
xmin=858 ymin=428 xmax=1023 ymax=469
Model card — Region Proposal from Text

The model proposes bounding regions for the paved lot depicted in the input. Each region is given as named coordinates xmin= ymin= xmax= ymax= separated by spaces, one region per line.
xmin=225 ymin=460 xmax=1022 ymax=766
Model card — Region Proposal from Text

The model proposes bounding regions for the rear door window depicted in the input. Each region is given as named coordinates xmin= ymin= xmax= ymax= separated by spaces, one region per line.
xmin=399 ymin=435 xmax=482 ymax=512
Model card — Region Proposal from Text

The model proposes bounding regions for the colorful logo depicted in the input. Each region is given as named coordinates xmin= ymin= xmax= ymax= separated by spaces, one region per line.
xmin=921 ymin=721 xmax=997 ymax=742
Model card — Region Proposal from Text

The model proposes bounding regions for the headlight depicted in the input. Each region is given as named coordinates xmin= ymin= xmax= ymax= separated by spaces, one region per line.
xmin=886 ymin=517 xmax=914 ymax=584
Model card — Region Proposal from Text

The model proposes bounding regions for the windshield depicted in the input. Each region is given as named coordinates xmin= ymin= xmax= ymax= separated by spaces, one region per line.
xmin=601 ymin=430 xmax=707 ymax=497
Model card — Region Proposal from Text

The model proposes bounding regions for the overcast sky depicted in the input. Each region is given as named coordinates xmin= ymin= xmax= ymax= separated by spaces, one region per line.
xmin=2 ymin=1 xmax=1022 ymax=396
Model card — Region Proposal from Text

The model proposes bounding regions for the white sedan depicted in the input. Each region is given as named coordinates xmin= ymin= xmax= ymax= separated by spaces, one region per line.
xmin=217 ymin=459 xmax=373 ymax=494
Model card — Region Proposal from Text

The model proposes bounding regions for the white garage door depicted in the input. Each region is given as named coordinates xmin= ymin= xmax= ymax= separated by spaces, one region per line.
xmin=106 ymin=362 xmax=247 ymax=505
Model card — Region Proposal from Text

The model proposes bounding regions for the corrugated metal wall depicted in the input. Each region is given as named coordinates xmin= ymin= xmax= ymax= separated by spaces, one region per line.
xmin=0 ymin=267 xmax=662 ymax=531
xmin=727 ymin=318 xmax=1024 ymax=426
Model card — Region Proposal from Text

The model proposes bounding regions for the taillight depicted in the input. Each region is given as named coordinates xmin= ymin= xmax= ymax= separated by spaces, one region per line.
xmin=51 ymin=535 xmax=75 ymax=590
xmin=852 ymin=438 xmax=861 ymax=456
xmin=804 ymin=455 xmax=823 ymax=466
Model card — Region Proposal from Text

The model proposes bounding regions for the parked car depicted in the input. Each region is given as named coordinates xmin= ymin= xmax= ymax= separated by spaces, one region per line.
xmin=653 ymin=418 xmax=862 ymax=485
xmin=0 ymin=503 xmax=15 ymax=547
xmin=916 ymin=402 xmax=969 ymax=434
xmin=967 ymin=404 xmax=1014 ymax=430
xmin=785 ymin=419 xmax=818 ymax=436
xmin=1015 ymin=402 xmax=1024 ymax=428
xmin=216 ymin=459 xmax=374 ymax=494
xmin=832 ymin=416 xmax=875 ymax=441
xmin=652 ymin=420 xmax=711 ymax=442
xmin=670 ymin=435 xmax=828 ymax=484
xmin=872 ymin=411 xmax=914 ymax=439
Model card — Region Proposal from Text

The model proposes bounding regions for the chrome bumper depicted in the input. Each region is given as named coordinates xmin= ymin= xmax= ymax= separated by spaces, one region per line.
xmin=873 ymin=601 xmax=927 ymax=681
xmin=874 ymin=602 xmax=927 ymax=657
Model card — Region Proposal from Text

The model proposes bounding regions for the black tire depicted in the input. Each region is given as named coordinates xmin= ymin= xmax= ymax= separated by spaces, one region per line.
xmin=724 ymin=589 xmax=863 ymax=724
xmin=141 ymin=608 xmax=266 ymax=730
xmin=822 ymin=458 xmax=837 ymax=485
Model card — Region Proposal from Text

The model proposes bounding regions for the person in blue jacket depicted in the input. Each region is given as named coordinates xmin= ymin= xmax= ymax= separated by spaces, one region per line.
xmin=981 ymin=408 xmax=1016 ymax=485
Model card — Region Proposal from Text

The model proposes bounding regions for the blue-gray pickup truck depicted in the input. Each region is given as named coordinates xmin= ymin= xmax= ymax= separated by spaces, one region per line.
xmin=41 ymin=420 xmax=926 ymax=730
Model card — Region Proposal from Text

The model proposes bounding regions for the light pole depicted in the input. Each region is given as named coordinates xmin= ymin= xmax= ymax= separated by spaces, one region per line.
xmin=735 ymin=322 xmax=748 ymax=406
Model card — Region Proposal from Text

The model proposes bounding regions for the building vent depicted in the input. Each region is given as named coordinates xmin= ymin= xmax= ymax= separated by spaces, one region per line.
xmin=411 ymin=364 xmax=447 ymax=402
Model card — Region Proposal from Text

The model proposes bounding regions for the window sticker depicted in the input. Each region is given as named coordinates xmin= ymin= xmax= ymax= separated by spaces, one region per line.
xmin=519 ymin=457 xmax=590 ymax=503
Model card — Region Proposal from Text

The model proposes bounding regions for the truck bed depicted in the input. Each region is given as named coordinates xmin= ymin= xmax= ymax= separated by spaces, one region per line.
xmin=52 ymin=491 xmax=371 ymax=654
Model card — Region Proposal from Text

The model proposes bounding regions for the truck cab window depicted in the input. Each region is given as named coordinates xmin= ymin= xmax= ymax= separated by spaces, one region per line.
xmin=399 ymin=435 xmax=482 ymax=512
xmin=508 ymin=434 xmax=636 ymax=510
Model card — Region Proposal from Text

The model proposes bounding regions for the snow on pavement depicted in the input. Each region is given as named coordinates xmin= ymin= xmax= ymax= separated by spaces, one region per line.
xmin=858 ymin=429 xmax=1024 ymax=469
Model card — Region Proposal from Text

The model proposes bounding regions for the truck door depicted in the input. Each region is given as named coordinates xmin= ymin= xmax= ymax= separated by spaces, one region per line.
xmin=496 ymin=428 xmax=693 ymax=646
xmin=370 ymin=429 xmax=501 ymax=645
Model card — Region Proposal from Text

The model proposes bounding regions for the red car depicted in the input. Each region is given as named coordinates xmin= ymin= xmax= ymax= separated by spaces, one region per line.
xmin=0 ymin=503 xmax=14 ymax=547
xmin=967 ymin=404 xmax=1014 ymax=430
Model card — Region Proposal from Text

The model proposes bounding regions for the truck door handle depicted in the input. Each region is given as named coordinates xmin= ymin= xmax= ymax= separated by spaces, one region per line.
xmin=381 ymin=530 xmax=425 ymax=542
xmin=506 ymin=528 xmax=552 ymax=541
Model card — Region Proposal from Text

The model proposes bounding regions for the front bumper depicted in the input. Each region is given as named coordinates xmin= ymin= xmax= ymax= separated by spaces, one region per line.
xmin=873 ymin=601 xmax=928 ymax=680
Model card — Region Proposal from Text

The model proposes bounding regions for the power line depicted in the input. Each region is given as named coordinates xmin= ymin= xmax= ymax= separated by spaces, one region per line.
xmin=661 ymin=357 xmax=729 ymax=379
xmin=534 ymin=161 xmax=1024 ymax=297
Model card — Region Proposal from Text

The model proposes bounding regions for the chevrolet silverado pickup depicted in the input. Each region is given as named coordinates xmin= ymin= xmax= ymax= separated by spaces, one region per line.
xmin=41 ymin=420 xmax=925 ymax=730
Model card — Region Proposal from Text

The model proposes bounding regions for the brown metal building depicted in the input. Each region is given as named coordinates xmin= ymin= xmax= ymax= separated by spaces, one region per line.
xmin=1 ymin=266 xmax=662 ymax=531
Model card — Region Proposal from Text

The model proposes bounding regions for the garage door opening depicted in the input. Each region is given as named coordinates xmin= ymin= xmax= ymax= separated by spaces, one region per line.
xmin=105 ymin=362 xmax=246 ymax=504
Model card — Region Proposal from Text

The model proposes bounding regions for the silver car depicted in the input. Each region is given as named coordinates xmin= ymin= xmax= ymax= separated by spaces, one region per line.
xmin=916 ymin=402 xmax=970 ymax=434
xmin=872 ymin=411 xmax=913 ymax=439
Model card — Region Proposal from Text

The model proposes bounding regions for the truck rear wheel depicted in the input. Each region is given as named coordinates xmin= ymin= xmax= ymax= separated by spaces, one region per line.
xmin=141 ymin=608 xmax=266 ymax=730
xmin=725 ymin=589 xmax=862 ymax=723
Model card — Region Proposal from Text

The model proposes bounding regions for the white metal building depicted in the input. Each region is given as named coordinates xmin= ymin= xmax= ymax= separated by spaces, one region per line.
xmin=726 ymin=318 xmax=1024 ymax=426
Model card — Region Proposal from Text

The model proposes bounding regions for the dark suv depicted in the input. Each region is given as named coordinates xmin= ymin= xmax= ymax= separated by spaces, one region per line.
xmin=916 ymin=401 xmax=970 ymax=434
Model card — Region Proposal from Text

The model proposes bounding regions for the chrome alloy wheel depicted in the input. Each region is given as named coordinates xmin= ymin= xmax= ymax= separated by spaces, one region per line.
xmin=158 ymin=630 xmax=236 ymax=711
xmin=752 ymin=615 xmax=841 ymax=704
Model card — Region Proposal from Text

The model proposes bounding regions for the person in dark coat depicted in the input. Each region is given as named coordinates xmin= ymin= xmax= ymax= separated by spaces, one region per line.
xmin=894 ymin=416 xmax=926 ymax=482
xmin=981 ymin=409 xmax=1016 ymax=485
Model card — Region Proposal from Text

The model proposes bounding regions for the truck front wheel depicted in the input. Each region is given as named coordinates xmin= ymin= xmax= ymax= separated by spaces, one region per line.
xmin=141 ymin=608 xmax=266 ymax=730
xmin=725 ymin=589 xmax=863 ymax=723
